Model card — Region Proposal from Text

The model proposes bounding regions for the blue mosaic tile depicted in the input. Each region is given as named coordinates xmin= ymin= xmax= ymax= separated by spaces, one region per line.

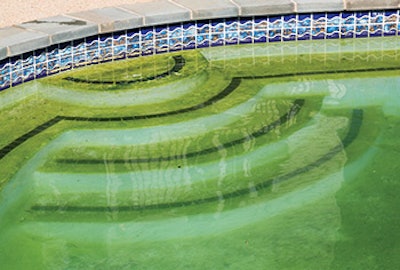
xmin=211 ymin=18 xmax=225 ymax=25
xmin=354 ymin=12 xmax=369 ymax=38
xmin=59 ymin=42 xmax=73 ymax=70
xmin=369 ymin=23 xmax=383 ymax=37
xmin=34 ymin=49 xmax=47 ymax=78
xmin=356 ymin=25 xmax=369 ymax=38
xmin=85 ymin=36 xmax=100 ymax=64
xmin=211 ymin=36 xmax=225 ymax=46
xmin=99 ymin=35 xmax=113 ymax=61
xmin=328 ymin=12 xmax=340 ymax=18
xmin=47 ymin=45 xmax=60 ymax=74
xmin=23 ymin=66 xmax=35 ymax=82
xmin=370 ymin=11 xmax=385 ymax=24
xmin=224 ymin=18 xmax=239 ymax=44
xmin=127 ymin=30 xmax=140 ymax=43
xmin=22 ymin=52 xmax=35 ymax=81
xmin=168 ymin=24 xmax=183 ymax=51
xmin=155 ymin=38 xmax=169 ymax=52
xmin=197 ymin=20 xmax=210 ymax=34
xmin=169 ymin=23 xmax=182 ymax=34
xmin=183 ymin=22 xmax=196 ymax=32
xmin=326 ymin=14 xmax=340 ymax=39
xmin=182 ymin=24 xmax=196 ymax=49
xmin=0 ymin=59 xmax=11 ymax=90
xmin=298 ymin=14 xmax=312 ymax=27
xmin=211 ymin=20 xmax=225 ymax=46
xmin=86 ymin=36 xmax=99 ymax=49
xmin=313 ymin=13 xmax=326 ymax=20
xmin=383 ymin=10 xmax=398 ymax=36
xmin=284 ymin=14 xmax=296 ymax=22
xmin=211 ymin=20 xmax=224 ymax=31
xmin=155 ymin=27 xmax=168 ymax=53
xmin=182 ymin=23 xmax=196 ymax=50
xmin=312 ymin=13 xmax=326 ymax=39
xmin=239 ymin=18 xmax=253 ymax=44
xmin=196 ymin=21 xmax=211 ymax=47
xmin=73 ymin=53 xmax=87 ymax=66
xmin=72 ymin=39 xmax=87 ymax=67
xmin=356 ymin=12 xmax=369 ymax=24
xmin=341 ymin=24 xmax=355 ymax=38
xmin=141 ymin=27 xmax=155 ymax=55
xmin=182 ymin=41 xmax=196 ymax=50
xmin=355 ymin=11 xmax=369 ymax=19
xmin=297 ymin=15 xmax=312 ymax=40
xmin=326 ymin=29 xmax=340 ymax=39
xmin=385 ymin=10 xmax=398 ymax=17
xmin=254 ymin=18 xmax=268 ymax=43
xmin=283 ymin=15 xmax=297 ymax=41
xmin=155 ymin=27 xmax=168 ymax=40
xmin=168 ymin=40 xmax=182 ymax=51
xmin=196 ymin=35 xmax=210 ymax=48
xmin=341 ymin=13 xmax=355 ymax=38
xmin=239 ymin=19 xmax=253 ymax=31
xmin=239 ymin=32 xmax=252 ymax=44
xmin=47 ymin=45 xmax=58 ymax=59
xmin=126 ymin=30 xmax=141 ymax=58
xmin=269 ymin=16 xmax=283 ymax=42
xmin=10 ymin=56 xmax=23 ymax=87
xmin=342 ymin=12 xmax=355 ymax=24
xmin=73 ymin=39 xmax=86 ymax=54
xmin=225 ymin=19 xmax=239 ymax=32
xmin=113 ymin=32 xmax=127 ymax=59
xmin=327 ymin=14 xmax=340 ymax=25
xmin=384 ymin=23 xmax=397 ymax=35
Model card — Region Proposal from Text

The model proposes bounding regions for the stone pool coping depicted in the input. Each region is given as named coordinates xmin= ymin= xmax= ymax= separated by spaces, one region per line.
xmin=0 ymin=0 xmax=399 ymax=60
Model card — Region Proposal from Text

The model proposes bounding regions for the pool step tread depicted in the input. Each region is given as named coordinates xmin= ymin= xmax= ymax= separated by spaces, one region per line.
xmin=63 ymin=55 xmax=185 ymax=85
xmin=54 ymin=100 xmax=304 ymax=165
xmin=28 ymin=109 xmax=361 ymax=213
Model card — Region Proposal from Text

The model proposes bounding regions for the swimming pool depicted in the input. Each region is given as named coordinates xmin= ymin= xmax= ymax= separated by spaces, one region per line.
xmin=0 ymin=35 xmax=399 ymax=268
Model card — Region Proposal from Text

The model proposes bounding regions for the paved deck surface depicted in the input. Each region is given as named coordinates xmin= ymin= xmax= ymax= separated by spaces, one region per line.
xmin=0 ymin=0 xmax=144 ymax=28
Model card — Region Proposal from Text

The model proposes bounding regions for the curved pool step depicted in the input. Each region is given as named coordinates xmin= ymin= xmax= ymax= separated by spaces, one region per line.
xmin=64 ymin=55 xmax=186 ymax=85
xmin=44 ymin=99 xmax=306 ymax=172
xmin=39 ymin=51 xmax=211 ymax=108
xmin=28 ymin=111 xmax=353 ymax=213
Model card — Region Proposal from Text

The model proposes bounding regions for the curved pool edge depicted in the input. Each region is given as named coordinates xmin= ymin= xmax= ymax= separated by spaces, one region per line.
xmin=0 ymin=0 xmax=400 ymax=92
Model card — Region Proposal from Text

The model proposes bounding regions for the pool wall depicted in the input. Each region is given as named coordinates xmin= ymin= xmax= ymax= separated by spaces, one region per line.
xmin=0 ymin=0 xmax=399 ymax=91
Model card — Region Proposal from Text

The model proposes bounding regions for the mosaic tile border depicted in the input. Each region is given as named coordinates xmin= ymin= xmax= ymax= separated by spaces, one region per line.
xmin=1 ymin=10 xmax=399 ymax=92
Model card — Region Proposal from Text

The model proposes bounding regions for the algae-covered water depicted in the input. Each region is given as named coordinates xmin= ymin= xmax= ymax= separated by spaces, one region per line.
xmin=0 ymin=37 xmax=399 ymax=269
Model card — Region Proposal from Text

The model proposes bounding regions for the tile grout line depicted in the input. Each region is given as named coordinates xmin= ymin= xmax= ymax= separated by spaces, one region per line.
xmin=169 ymin=0 xmax=194 ymax=21
xmin=228 ymin=0 xmax=242 ymax=16
xmin=8 ymin=24 xmax=52 ymax=53
xmin=115 ymin=5 xmax=145 ymax=26
xmin=62 ymin=13 xmax=102 ymax=35
xmin=291 ymin=0 xmax=298 ymax=13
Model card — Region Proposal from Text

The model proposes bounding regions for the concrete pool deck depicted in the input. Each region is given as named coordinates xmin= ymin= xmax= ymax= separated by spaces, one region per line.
xmin=1 ymin=0 xmax=400 ymax=28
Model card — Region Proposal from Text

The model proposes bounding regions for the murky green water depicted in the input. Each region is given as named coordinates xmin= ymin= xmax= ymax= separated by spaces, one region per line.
xmin=0 ymin=37 xmax=399 ymax=269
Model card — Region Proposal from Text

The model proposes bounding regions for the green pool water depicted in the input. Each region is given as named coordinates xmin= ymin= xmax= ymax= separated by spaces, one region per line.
xmin=0 ymin=37 xmax=399 ymax=269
